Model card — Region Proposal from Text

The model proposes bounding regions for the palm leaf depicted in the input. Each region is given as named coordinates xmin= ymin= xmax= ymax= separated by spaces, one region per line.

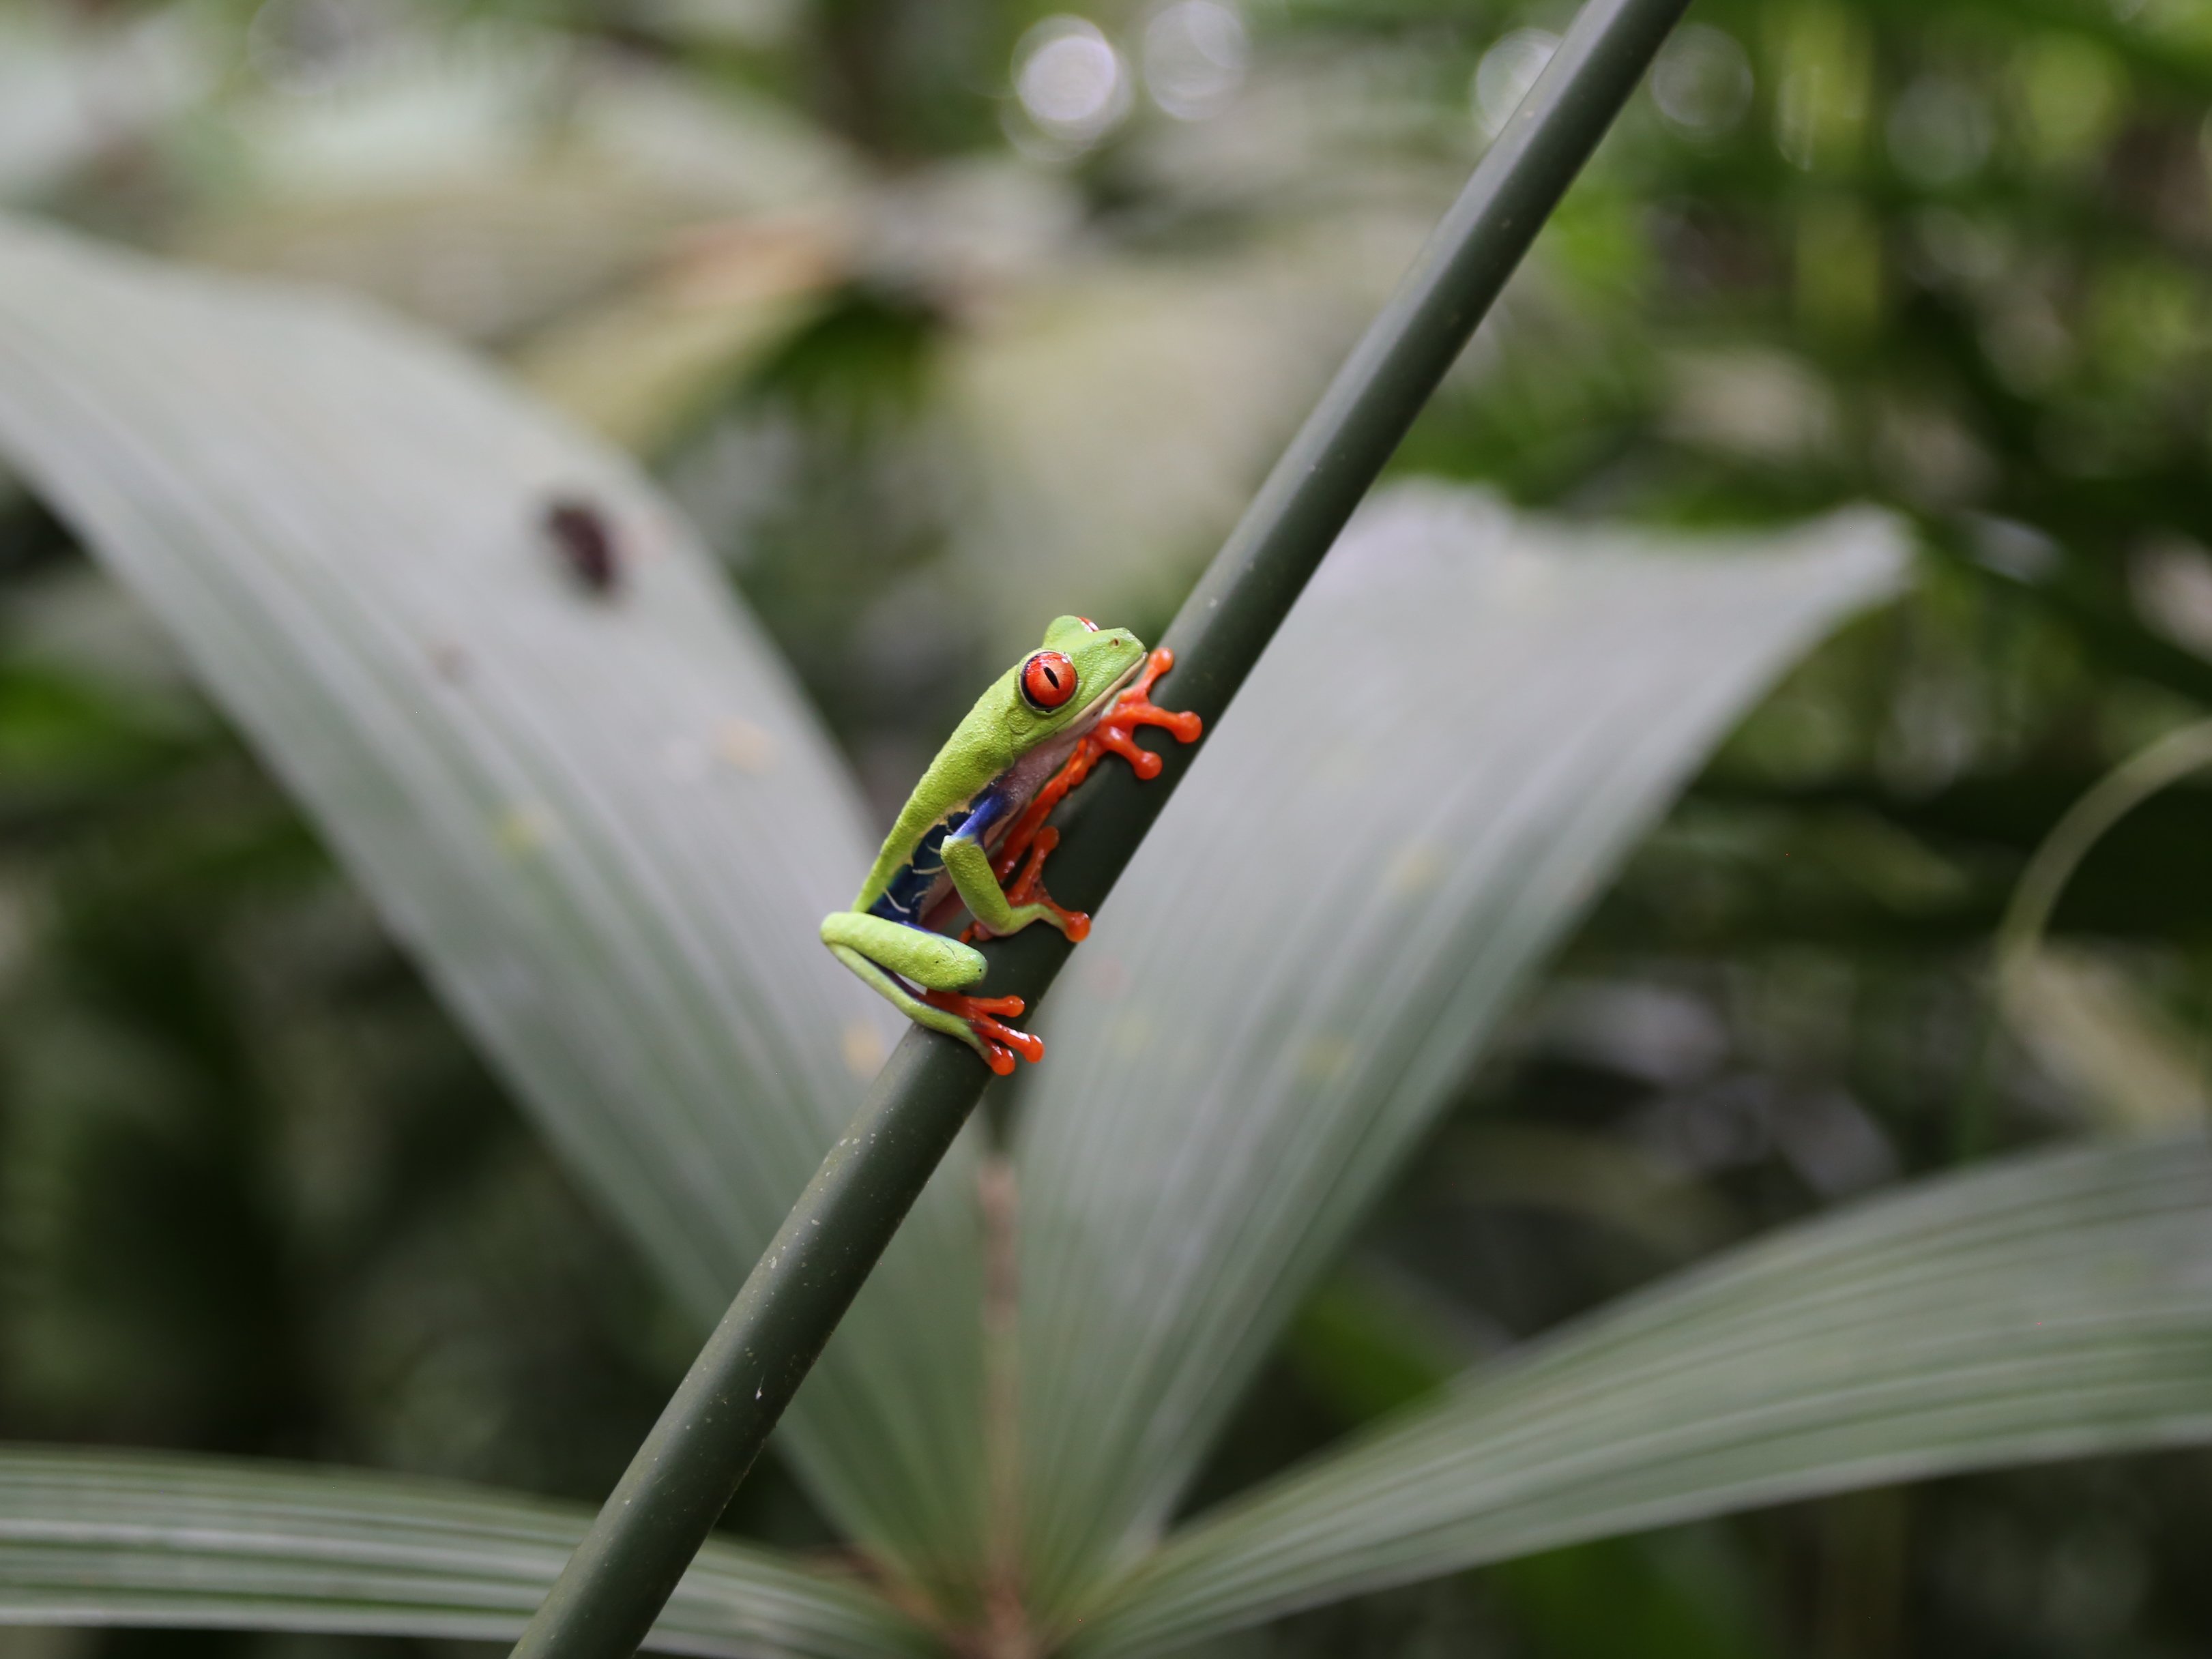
xmin=0 ymin=216 xmax=985 ymax=1575
xmin=1011 ymin=487 xmax=1908 ymax=1611
xmin=0 ymin=1447 xmax=925 ymax=1659
xmin=1069 ymin=1134 xmax=2212 ymax=1655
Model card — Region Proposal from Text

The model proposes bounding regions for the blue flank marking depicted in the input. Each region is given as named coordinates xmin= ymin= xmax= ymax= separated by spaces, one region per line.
xmin=866 ymin=780 xmax=1017 ymax=927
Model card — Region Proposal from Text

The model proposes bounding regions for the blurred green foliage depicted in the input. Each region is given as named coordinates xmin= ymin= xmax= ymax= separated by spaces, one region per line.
xmin=7 ymin=0 xmax=2212 ymax=1651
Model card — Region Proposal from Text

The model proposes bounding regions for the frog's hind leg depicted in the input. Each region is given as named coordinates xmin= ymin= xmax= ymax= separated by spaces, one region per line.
xmin=823 ymin=910 xmax=985 ymax=994
xmin=820 ymin=911 xmax=1042 ymax=1074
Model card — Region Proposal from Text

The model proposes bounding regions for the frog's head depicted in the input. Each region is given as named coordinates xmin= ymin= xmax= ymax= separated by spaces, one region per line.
xmin=1012 ymin=615 xmax=1147 ymax=740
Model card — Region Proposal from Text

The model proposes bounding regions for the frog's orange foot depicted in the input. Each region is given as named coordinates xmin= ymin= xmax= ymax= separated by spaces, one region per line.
xmin=1004 ymin=827 xmax=1092 ymax=940
xmin=963 ymin=831 xmax=1092 ymax=947
xmin=1092 ymin=647 xmax=1205 ymax=781
xmin=922 ymin=988 xmax=1045 ymax=1076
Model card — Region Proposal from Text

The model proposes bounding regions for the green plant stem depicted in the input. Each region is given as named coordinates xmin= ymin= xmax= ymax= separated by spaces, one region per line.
xmin=509 ymin=3 xmax=1688 ymax=1654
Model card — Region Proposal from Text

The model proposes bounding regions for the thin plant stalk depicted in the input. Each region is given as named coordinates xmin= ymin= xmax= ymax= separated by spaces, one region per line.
xmin=510 ymin=2 xmax=1690 ymax=1654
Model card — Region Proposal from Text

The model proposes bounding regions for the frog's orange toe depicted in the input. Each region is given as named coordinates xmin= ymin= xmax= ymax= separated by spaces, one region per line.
xmin=923 ymin=989 xmax=1045 ymax=1074
xmin=1088 ymin=647 xmax=1204 ymax=782
xmin=1008 ymin=828 xmax=1091 ymax=940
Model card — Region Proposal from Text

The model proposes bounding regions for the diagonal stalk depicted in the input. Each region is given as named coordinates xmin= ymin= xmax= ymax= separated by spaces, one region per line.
xmin=510 ymin=1 xmax=1691 ymax=1654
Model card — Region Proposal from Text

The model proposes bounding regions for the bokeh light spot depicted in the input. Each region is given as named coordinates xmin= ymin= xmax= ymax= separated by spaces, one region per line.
xmin=1142 ymin=0 xmax=1248 ymax=121
xmin=1472 ymin=28 xmax=1559 ymax=139
xmin=1014 ymin=16 xmax=1132 ymax=152
xmin=1653 ymin=23 xmax=1752 ymax=138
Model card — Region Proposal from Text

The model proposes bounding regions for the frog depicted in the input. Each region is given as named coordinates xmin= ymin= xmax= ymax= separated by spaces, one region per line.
xmin=820 ymin=614 xmax=1202 ymax=1075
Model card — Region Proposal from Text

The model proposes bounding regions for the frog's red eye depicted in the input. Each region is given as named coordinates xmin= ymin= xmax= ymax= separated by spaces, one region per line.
xmin=1077 ymin=616 xmax=1099 ymax=631
xmin=1020 ymin=650 xmax=1078 ymax=711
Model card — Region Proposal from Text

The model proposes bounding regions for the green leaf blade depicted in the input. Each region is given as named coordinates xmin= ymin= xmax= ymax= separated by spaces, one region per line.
xmin=1069 ymin=1136 xmax=2212 ymax=1656
xmin=1011 ymin=488 xmax=1909 ymax=1613
xmin=0 ymin=217 xmax=985 ymax=1573
xmin=0 ymin=1448 xmax=930 ymax=1659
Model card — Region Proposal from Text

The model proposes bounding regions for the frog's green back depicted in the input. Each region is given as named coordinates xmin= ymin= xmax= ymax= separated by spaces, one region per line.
xmin=852 ymin=671 xmax=1025 ymax=909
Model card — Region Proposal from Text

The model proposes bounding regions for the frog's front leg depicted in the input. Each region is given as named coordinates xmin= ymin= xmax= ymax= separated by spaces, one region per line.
xmin=942 ymin=834 xmax=1090 ymax=942
xmin=819 ymin=911 xmax=1041 ymax=1075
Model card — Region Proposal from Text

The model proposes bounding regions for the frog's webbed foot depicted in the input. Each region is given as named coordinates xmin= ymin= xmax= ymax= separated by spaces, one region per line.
xmin=921 ymin=989 xmax=1044 ymax=1076
xmin=1002 ymin=827 xmax=1091 ymax=939
xmin=1084 ymin=646 xmax=1205 ymax=780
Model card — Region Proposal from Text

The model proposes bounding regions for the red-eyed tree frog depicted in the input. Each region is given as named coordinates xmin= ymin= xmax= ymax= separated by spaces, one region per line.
xmin=820 ymin=615 xmax=1201 ymax=1075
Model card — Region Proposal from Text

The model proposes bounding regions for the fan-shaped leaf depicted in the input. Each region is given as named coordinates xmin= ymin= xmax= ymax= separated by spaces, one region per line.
xmin=0 ymin=217 xmax=985 ymax=1574
xmin=0 ymin=1448 xmax=926 ymax=1659
xmin=1070 ymin=1134 xmax=2212 ymax=1655
xmin=1012 ymin=488 xmax=1908 ymax=1611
